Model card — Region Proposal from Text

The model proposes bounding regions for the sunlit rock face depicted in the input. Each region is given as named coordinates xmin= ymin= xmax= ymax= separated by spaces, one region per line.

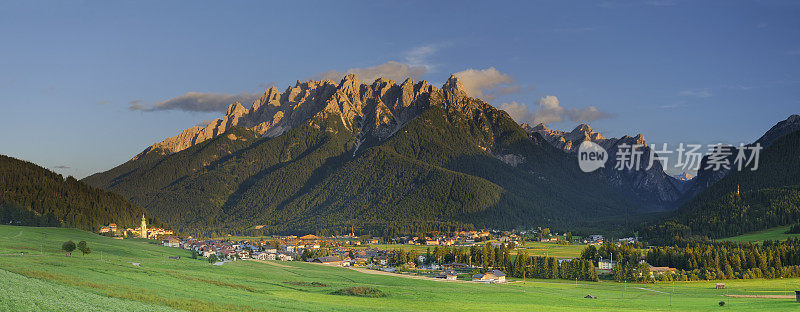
xmin=137 ymin=74 xmax=440 ymax=158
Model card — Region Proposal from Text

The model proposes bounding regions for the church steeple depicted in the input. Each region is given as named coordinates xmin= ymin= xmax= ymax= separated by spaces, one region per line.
xmin=140 ymin=214 xmax=148 ymax=239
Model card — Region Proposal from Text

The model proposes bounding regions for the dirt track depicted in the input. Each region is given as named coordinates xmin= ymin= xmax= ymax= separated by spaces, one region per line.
xmin=249 ymin=259 xmax=291 ymax=268
xmin=348 ymin=267 xmax=470 ymax=283
xmin=725 ymin=294 xmax=795 ymax=299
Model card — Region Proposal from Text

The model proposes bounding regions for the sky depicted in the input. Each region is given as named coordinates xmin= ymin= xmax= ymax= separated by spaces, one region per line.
xmin=1 ymin=0 xmax=798 ymax=178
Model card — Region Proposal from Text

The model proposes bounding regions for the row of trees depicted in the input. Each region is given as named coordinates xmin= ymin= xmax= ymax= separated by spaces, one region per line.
xmin=645 ymin=238 xmax=800 ymax=280
xmin=510 ymin=252 xmax=598 ymax=281
xmin=388 ymin=243 xmax=598 ymax=282
xmin=61 ymin=240 xmax=91 ymax=256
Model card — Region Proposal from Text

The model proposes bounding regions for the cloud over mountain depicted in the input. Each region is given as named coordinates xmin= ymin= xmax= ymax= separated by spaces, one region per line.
xmin=499 ymin=101 xmax=534 ymax=124
xmin=129 ymin=92 xmax=261 ymax=113
xmin=500 ymin=95 xmax=613 ymax=124
xmin=314 ymin=61 xmax=427 ymax=83
xmin=453 ymin=67 xmax=523 ymax=101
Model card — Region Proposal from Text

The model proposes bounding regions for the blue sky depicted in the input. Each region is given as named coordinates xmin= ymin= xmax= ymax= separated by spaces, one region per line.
xmin=1 ymin=0 xmax=798 ymax=178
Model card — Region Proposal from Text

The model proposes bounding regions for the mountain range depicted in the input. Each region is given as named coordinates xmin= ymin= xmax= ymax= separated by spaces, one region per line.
xmin=524 ymin=123 xmax=687 ymax=211
xmin=84 ymin=74 xmax=639 ymax=236
xmin=77 ymin=72 xmax=799 ymax=239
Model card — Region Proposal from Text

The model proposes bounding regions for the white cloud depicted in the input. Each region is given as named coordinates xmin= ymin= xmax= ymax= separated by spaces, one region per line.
xmin=313 ymin=44 xmax=442 ymax=83
xmin=532 ymin=95 xmax=565 ymax=124
xmin=499 ymin=102 xmax=534 ymax=124
xmin=314 ymin=61 xmax=427 ymax=83
xmin=646 ymin=0 xmax=677 ymax=6
xmin=404 ymin=44 xmax=440 ymax=69
xmin=678 ymin=89 xmax=712 ymax=98
xmin=565 ymin=106 xmax=611 ymax=122
xmin=129 ymin=92 xmax=261 ymax=112
xmin=453 ymin=67 xmax=526 ymax=101
xmin=514 ymin=95 xmax=614 ymax=125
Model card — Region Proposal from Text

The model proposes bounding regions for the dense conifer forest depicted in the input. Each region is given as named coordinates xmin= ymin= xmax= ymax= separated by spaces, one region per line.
xmin=0 ymin=155 xmax=164 ymax=231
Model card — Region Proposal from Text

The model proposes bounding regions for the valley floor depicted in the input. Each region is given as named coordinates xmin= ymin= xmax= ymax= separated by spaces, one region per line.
xmin=1 ymin=225 xmax=799 ymax=311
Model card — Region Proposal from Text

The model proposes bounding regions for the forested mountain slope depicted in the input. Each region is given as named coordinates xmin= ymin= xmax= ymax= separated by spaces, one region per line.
xmin=0 ymin=155 xmax=164 ymax=231
xmin=643 ymin=128 xmax=800 ymax=243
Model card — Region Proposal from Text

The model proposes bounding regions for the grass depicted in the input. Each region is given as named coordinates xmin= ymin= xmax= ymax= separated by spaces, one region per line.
xmin=513 ymin=241 xmax=586 ymax=258
xmin=719 ymin=225 xmax=800 ymax=242
xmin=2 ymin=225 xmax=800 ymax=311
xmin=0 ymin=269 xmax=178 ymax=312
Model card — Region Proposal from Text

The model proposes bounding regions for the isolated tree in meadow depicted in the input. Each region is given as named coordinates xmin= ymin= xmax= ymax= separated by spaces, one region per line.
xmin=77 ymin=241 xmax=91 ymax=256
xmin=208 ymin=254 xmax=218 ymax=263
xmin=62 ymin=240 xmax=76 ymax=255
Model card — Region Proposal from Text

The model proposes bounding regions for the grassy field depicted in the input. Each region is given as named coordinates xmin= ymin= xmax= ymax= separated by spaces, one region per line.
xmin=514 ymin=241 xmax=585 ymax=258
xmin=1 ymin=225 xmax=799 ymax=311
xmin=720 ymin=225 xmax=800 ymax=242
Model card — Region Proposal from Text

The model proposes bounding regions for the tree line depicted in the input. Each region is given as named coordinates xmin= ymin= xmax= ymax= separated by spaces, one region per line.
xmin=391 ymin=242 xmax=598 ymax=282
xmin=645 ymin=238 xmax=800 ymax=281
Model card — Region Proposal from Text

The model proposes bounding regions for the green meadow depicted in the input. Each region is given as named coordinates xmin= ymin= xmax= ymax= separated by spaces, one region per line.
xmin=719 ymin=225 xmax=800 ymax=243
xmin=1 ymin=225 xmax=799 ymax=311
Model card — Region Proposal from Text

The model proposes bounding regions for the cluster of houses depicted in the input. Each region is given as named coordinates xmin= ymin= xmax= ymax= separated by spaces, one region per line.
xmin=597 ymin=258 xmax=677 ymax=278
xmin=163 ymin=237 xmax=296 ymax=261
xmin=98 ymin=222 xmax=173 ymax=239
xmin=153 ymin=229 xmax=659 ymax=283
xmin=388 ymin=230 xmax=521 ymax=247
xmin=159 ymin=234 xmax=394 ymax=264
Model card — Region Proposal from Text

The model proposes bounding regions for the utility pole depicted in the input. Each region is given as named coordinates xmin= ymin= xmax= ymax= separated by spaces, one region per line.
xmin=670 ymin=279 xmax=674 ymax=307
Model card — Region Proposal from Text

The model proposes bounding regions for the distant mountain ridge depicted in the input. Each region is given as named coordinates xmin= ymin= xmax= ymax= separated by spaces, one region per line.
xmin=682 ymin=114 xmax=800 ymax=202
xmin=523 ymin=123 xmax=686 ymax=211
xmin=644 ymin=115 xmax=800 ymax=243
xmin=85 ymin=74 xmax=639 ymax=236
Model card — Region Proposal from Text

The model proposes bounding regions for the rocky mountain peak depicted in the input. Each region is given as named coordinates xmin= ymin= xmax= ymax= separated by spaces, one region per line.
xmin=226 ymin=102 xmax=247 ymax=116
xmin=572 ymin=123 xmax=592 ymax=133
xmin=442 ymin=74 xmax=467 ymax=101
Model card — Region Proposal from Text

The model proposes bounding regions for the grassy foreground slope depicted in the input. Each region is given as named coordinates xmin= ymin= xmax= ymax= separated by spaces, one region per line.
xmin=0 ymin=269 xmax=178 ymax=312
xmin=1 ymin=225 xmax=799 ymax=311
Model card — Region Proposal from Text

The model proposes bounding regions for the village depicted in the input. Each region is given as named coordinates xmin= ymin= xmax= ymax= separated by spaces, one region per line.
xmin=106 ymin=220 xmax=677 ymax=284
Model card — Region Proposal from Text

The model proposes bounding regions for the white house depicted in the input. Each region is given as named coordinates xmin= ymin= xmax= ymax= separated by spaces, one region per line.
xmin=472 ymin=270 xmax=506 ymax=283
xmin=598 ymin=259 xmax=616 ymax=270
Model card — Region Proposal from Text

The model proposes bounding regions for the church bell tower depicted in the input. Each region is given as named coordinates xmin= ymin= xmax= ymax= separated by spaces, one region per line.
xmin=140 ymin=214 xmax=147 ymax=239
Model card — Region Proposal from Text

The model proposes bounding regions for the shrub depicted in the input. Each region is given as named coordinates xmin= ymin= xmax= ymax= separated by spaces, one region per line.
xmin=331 ymin=287 xmax=387 ymax=298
